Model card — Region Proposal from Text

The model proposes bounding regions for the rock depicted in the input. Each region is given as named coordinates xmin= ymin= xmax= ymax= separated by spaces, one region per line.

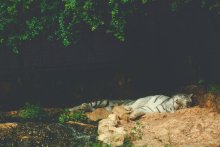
xmin=112 ymin=106 xmax=130 ymax=123
xmin=86 ymin=108 xmax=111 ymax=121
xmin=98 ymin=114 xmax=126 ymax=147
xmin=0 ymin=123 xmax=17 ymax=129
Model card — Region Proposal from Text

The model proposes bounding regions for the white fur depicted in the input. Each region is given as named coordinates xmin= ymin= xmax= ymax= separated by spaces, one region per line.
xmin=126 ymin=94 xmax=193 ymax=120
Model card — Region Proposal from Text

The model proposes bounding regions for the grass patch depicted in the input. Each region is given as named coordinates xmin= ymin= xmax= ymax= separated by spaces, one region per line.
xmin=19 ymin=103 xmax=47 ymax=121
xmin=58 ymin=109 xmax=88 ymax=123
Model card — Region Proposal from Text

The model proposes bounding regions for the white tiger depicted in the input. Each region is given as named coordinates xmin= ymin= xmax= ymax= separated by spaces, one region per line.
xmin=124 ymin=94 xmax=193 ymax=120
xmin=69 ymin=94 xmax=193 ymax=120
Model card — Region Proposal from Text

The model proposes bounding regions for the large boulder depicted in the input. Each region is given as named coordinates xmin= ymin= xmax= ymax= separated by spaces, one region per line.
xmin=98 ymin=114 xmax=126 ymax=146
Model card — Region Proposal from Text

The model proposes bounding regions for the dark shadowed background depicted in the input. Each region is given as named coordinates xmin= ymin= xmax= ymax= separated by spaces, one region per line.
xmin=0 ymin=2 xmax=220 ymax=110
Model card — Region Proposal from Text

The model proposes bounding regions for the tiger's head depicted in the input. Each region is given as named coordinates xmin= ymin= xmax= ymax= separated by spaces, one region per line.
xmin=69 ymin=102 xmax=93 ymax=113
xmin=172 ymin=93 xmax=193 ymax=110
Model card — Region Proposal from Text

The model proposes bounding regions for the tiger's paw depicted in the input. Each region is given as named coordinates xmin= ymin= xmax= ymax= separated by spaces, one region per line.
xmin=129 ymin=110 xmax=145 ymax=120
xmin=123 ymin=105 xmax=132 ymax=111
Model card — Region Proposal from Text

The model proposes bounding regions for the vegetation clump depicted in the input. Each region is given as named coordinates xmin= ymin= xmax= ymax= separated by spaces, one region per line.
xmin=130 ymin=121 xmax=144 ymax=141
xmin=207 ymin=83 xmax=220 ymax=93
xmin=19 ymin=103 xmax=47 ymax=121
xmin=0 ymin=0 xmax=218 ymax=54
xmin=58 ymin=109 xmax=88 ymax=123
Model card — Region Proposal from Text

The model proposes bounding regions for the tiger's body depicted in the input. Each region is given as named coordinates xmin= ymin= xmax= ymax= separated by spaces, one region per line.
xmin=125 ymin=94 xmax=193 ymax=119
xmin=69 ymin=94 xmax=193 ymax=120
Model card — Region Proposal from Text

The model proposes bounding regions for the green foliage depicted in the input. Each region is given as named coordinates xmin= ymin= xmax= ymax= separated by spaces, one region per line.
xmin=58 ymin=109 xmax=88 ymax=123
xmin=121 ymin=136 xmax=133 ymax=147
xmin=201 ymin=0 xmax=208 ymax=8
xmin=77 ymin=141 xmax=111 ymax=147
xmin=197 ymin=79 xmax=205 ymax=84
xmin=90 ymin=143 xmax=102 ymax=147
xmin=19 ymin=103 xmax=46 ymax=120
xmin=130 ymin=121 xmax=144 ymax=141
xmin=89 ymin=143 xmax=106 ymax=147
xmin=0 ymin=0 xmax=219 ymax=53
xmin=171 ymin=0 xmax=194 ymax=12
xmin=207 ymin=83 xmax=220 ymax=93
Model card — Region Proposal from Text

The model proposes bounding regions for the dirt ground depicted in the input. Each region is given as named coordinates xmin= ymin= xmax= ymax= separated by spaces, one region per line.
xmin=0 ymin=108 xmax=97 ymax=146
xmin=121 ymin=106 xmax=220 ymax=147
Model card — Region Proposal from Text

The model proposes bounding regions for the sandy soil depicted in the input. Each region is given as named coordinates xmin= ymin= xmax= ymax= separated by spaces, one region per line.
xmin=121 ymin=107 xmax=220 ymax=147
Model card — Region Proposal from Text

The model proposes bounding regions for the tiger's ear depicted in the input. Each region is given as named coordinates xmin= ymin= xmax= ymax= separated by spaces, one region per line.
xmin=189 ymin=93 xmax=193 ymax=97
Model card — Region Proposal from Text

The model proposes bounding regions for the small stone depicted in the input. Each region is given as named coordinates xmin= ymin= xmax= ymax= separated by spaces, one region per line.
xmin=112 ymin=106 xmax=130 ymax=122
xmin=86 ymin=108 xmax=111 ymax=121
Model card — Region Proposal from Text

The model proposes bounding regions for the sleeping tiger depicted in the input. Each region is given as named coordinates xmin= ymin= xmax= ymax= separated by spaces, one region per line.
xmin=69 ymin=94 xmax=193 ymax=120
xmin=124 ymin=94 xmax=193 ymax=119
